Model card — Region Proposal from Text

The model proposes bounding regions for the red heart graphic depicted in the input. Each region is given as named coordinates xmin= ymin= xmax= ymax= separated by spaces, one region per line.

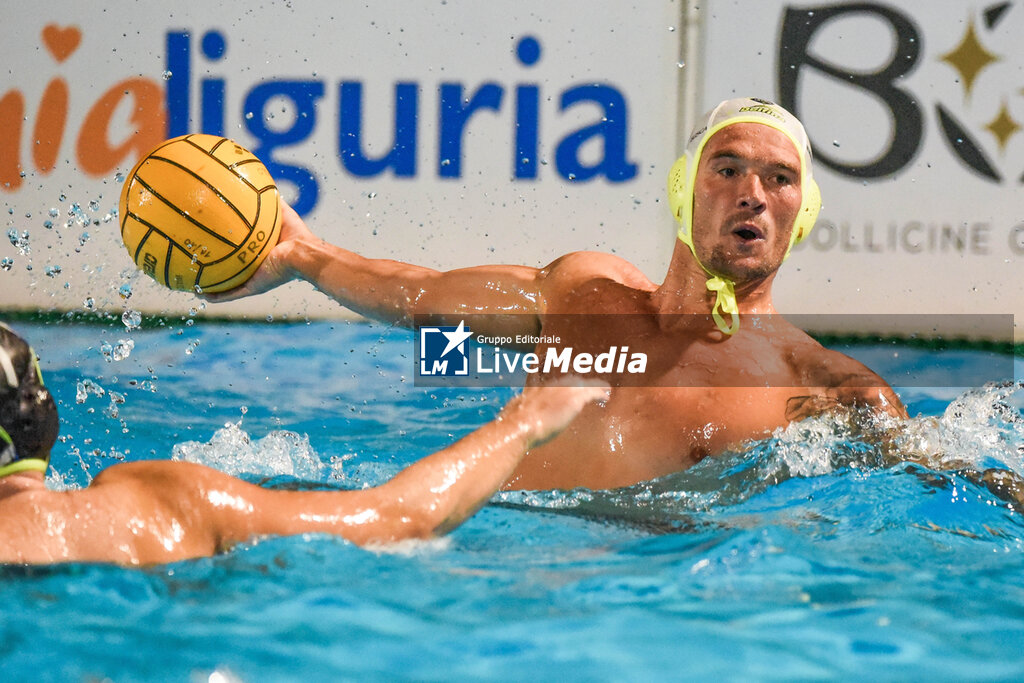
xmin=42 ymin=24 xmax=81 ymax=63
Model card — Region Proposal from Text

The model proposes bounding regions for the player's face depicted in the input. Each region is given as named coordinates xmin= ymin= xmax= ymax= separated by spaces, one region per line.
xmin=690 ymin=123 xmax=802 ymax=283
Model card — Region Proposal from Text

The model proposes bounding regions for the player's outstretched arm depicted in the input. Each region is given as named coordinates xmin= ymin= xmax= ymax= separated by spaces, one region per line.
xmin=226 ymin=381 xmax=608 ymax=548
xmin=205 ymin=200 xmax=545 ymax=334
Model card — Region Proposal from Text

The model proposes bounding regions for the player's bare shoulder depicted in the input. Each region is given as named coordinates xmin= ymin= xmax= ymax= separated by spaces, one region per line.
xmin=538 ymin=251 xmax=655 ymax=301
xmin=90 ymin=460 xmax=244 ymax=504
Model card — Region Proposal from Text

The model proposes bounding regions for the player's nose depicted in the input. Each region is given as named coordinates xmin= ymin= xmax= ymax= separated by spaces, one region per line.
xmin=737 ymin=174 xmax=767 ymax=212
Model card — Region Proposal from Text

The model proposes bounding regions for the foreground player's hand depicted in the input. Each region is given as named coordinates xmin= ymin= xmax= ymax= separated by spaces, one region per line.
xmin=505 ymin=378 xmax=610 ymax=448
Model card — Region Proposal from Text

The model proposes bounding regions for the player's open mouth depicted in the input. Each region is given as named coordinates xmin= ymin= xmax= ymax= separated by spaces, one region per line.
xmin=733 ymin=225 xmax=764 ymax=241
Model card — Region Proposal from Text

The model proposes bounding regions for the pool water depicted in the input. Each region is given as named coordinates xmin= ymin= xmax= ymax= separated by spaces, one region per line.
xmin=2 ymin=319 xmax=1023 ymax=681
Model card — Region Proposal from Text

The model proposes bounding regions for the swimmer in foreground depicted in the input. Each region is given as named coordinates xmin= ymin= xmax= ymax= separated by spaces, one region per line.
xmin=207 ymin=97 xmax=908 ymax=491
xmin=0 ymin=324 xmax=607 ymax=566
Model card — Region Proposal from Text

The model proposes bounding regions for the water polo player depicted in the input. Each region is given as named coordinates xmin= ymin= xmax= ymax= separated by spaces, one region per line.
xmin=207 ymin=97 xmax=907 ymax=490
xmin=0 ymin=324 xmax=607 ymax=565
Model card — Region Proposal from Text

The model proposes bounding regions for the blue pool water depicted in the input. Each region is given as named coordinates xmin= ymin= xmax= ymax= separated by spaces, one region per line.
xmin=2 ymin=319 xmax=1023 ymax=681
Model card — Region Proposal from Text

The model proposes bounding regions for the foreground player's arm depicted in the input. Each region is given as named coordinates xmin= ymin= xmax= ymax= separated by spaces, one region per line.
xmin=206 ymin=201 xmax=546 ymax=336
xmin=212 ymin=382 xmax=608 ymax=548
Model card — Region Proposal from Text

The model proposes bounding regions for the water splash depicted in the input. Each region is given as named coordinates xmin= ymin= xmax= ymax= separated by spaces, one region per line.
xmin=498 ymin=382 xmax=1024 ymax=522
xmin=172 ymin=421 xmax=326 ymax=481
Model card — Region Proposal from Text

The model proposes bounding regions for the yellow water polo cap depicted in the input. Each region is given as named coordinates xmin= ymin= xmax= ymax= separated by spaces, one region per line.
xmin=666 ymin=97 xmax=821 ymax=335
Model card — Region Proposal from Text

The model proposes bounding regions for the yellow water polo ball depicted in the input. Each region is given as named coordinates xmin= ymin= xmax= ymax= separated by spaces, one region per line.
xmin=118 ymin=133 xmax=282 ymax=293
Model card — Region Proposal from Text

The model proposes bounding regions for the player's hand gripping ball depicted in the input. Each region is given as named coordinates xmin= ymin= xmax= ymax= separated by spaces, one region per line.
xmin=118 ymin=134 xmax=282 ymax=293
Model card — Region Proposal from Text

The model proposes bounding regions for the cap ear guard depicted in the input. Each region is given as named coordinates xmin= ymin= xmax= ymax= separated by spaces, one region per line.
xmin=792 ymin=176 xmax=821 ymax=245
xmin=667 ymin=154 xmax=689 ymax=224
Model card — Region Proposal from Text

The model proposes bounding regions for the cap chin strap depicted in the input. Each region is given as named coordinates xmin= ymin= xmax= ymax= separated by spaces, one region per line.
xmin=0 ymin=425 xmax=48 ymax=479
xmin=0 ymin=458 xmax=48 ymax=478
xmin=705 ymin=276 xmax=739 ymax=336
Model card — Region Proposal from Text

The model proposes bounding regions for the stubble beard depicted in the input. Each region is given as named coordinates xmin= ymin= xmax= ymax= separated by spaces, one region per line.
xmin=703 ymin=245 xmax=782 ymax=283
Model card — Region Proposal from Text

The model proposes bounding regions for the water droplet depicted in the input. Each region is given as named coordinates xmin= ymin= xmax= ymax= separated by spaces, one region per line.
xmin=122 ymin=309 xmax=142 ymax=330
xmin=112 ymin=340 xmax=134 ymax=362
xmin=44 ymin=264 xmax=62 ymax=278
xmin=69 ymin=203 xmax=89 ymax=227
xmin=118 ymin=282 xmax=133 ymax=300
xmin=0 ymin=257 xmax=13 ymax=271
xmin=7 ymin=228 xmax=29 ymax=253
xmin=162 ymin=70 xmax=173 ymax=80
xmin=48 ymin=207 xmax=59 ymax=218
xmin=76 ymin=378 xmax=106 ymax=403
xmin=83 ymin=296 xmax=95 ymax=310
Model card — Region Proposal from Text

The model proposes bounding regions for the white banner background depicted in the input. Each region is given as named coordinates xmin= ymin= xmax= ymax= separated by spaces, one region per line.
xmin=1 ymin=0 xmax=684 ymax=320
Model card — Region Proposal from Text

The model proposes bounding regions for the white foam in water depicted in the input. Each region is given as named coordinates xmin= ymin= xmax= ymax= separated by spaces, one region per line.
xmin=773 ymin=411 xmax=861 ymax=478
xmin=172 ymin=420 xmax=325 ymax=480
xmin=499 ymin=382 xmax=1024 ymax=517
xmin=760 ymin=382 xmax=1024 ymax=478
xmin=933 ymin=381 xmax=1024 ymax=473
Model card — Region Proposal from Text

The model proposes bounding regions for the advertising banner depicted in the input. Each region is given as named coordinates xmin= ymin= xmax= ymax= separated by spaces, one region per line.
xmin=694 ymin=0 xmax=1023 ymax=340
xmin=1 ymin=1 xmax=684 ymax=321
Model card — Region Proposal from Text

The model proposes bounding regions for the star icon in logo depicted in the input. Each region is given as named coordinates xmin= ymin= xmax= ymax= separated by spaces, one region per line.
xmin=439 ymin=320 xmax=473 ymax=358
